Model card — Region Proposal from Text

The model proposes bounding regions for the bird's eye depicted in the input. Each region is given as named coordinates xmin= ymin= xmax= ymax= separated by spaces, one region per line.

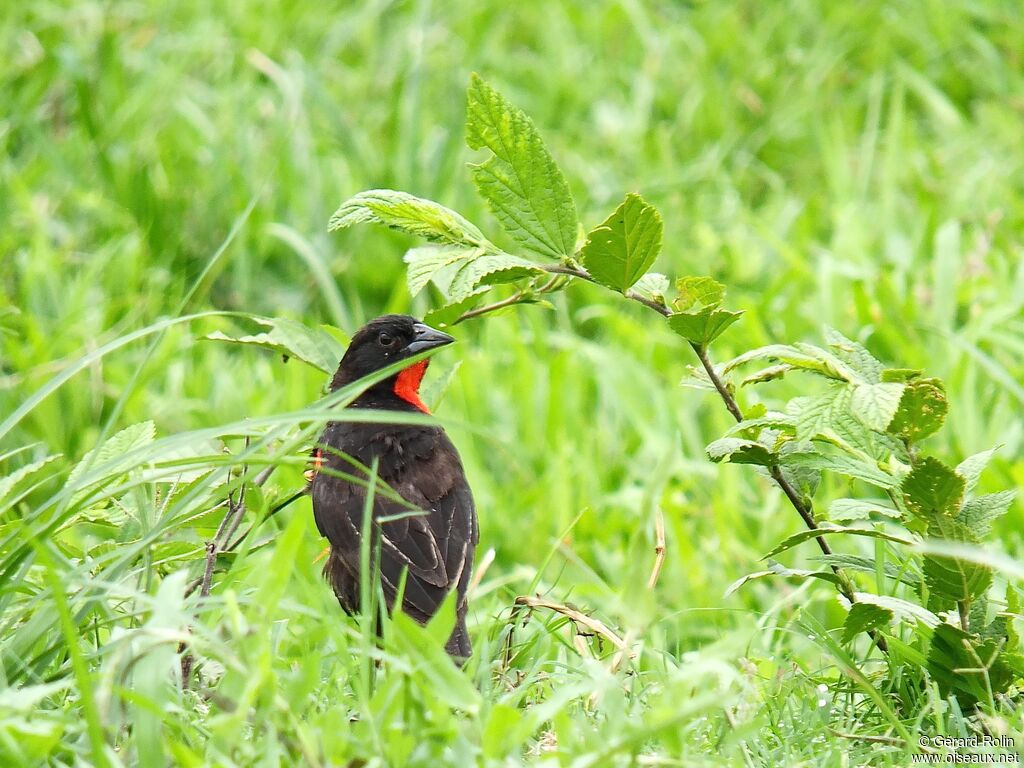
xmin=378 ymin=332 xmax=395 ymax=347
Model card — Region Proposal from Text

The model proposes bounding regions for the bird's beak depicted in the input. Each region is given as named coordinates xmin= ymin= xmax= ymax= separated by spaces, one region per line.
xmin=405 ymin=322 xmax=455 ymax=354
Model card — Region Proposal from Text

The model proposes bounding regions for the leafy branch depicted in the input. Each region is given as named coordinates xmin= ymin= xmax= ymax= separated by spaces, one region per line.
xmin=464 ymin=259 xmax=865 ymax=618
xmin=324 ymin=73 xmax=1024 ymax=706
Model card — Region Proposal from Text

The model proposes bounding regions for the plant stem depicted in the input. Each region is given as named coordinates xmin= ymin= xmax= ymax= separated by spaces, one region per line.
xmin=452 ymin=290 xmax=529 ymax=324
xmin=531 ymin=262 xmax=888 ymax=653
xmin=958 ymin=599 xmax=971 ymax=633
xmin=452 ymin=274 xmax=563 ymax=325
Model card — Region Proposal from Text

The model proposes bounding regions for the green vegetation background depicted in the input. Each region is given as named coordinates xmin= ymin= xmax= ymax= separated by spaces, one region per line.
xmin=2 ymin=1 xmax=1022 ymax=765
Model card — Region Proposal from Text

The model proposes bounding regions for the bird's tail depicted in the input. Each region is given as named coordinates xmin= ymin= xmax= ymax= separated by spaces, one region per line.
xmin=445 ymin=618 xmax=472 ymax=664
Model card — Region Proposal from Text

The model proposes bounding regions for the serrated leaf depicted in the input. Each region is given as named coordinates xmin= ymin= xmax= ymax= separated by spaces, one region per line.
xmin=69 ymin=422 xmax=156 ymax=487
xmin=843 ymin=602 xmax=893 ymax=643
xmin=850 ymin=382 xmax=905 ymax=432
xmin=725 ymin=413 xmax=796 ymax=438
xmin=853 ymin=592 xmax=941 ymax=628
xmin=955 ymin=491 xmax=1015 ymax=537
xmin=881 ymin=368 xmax=923 ymax=382
xmin=724 ymin=344 xmax=817 ymax=374
xmin=446 ymin=252 xmax=542 ymax=303
xmin=580 ymin=193 xmax=663 ymax=291
xmin=762 ymin=524 xmax=914 ymax=560
xmin=927 ymin=623 xmax=1015 ymax=705
xmin=329 ymin=189 xmax=489 ymax=247
xmin=787 ymin=384 xmax=852 ymax=441
xmin=404 ymin=245 xmax=482 ymax=297
xmin=956 ymin=447 xmax=998 ymax=494
xmin=705 ymin=438 xmax=774 ymax=466
xmin=741 ymin=364 xmax=793 ymax=386
xmin=902 ymin=456 xmax=964 ymax=522
xmin=781 ymin=450 xmax=897 ymax=488
xmin=632 ymin=272 xmax=670 ymax=302
xmin=724 ymin=563 xmax=841 ymax=597
xmin=423 ymin=291 xmax=488 ymax=328
xmin=824 ymin=328 xmax=884 ymax=382
xmin=887 ymin=377 xmax=947 ymax=442
xmin=674 ymin=276 xmax=725 ymax=311
xmin=922 ymin=516 xmax=992 ymax=606
xmin=679 ymin=364 xmax=717 ymax=391
xmin=826 ymin=407 xmax=908 ymax=463
xmin=667 ymin=306 xmax=743 ymax=347
xmin=466 ymin=74 xmax=578 ymax=259
xmin=203 ymin=317 xmax=345 ymax=374
xmin=0 ymin=454 xmax=62 ymax=508
xmin=814 ymin=554 xmax=919 ymax=586
xmin=828 ymin=498 xmax=902 ymax=522
xmin=923 ymin=553 xmax=992 ymax=606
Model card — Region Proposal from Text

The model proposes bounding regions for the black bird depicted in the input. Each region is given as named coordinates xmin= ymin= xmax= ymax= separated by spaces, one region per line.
xmin=310 ymin=315 xmax=478 ymax=659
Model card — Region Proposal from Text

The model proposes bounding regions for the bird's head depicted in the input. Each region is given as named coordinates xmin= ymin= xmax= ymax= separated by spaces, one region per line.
xmin=329 ymin=315 xmax=454 ymax=411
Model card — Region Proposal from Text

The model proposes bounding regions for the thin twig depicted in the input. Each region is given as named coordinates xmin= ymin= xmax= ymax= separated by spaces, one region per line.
xmin=503 ymin=261 xmax=889 ymax=654
xmin=181 ymin=459 xmax=280 ymax=687
xmin=453 ymin=291 xmax=529 ymax=325
xmin=514 ymin=595 xmax=634 ymax=657
xmin=452 ymin=274 xmax=565 ymax=325
xmin=225 ymin=488 xmax=306 ymax=552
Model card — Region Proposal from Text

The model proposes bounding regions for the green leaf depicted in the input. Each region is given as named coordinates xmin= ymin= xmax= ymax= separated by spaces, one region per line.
xmin=740 ymin=364 xmax=793 ymax=386
xmin=927 ymin=623 xmax=1015 ymax=705
xmin=68 ymin=421 xmax=156 ymax=488
xmin=901 ymin=456 xmax=964 ymax=522
xmin=828 ymin=498 xmax=901 ymax=522
xmin=787 ymin=384 xmax=852 ymax=440
xmin=329 ymin=189 xmax=489 ymax=247
xmin=781 ymin=450 xmax=897 ymax=488
xmin=923 ymin=551 xmax=992 ymax=605
xmin=824 ymin=407 xmax=908 ymax=463
xmin=724 ymin=340 xmax=864 ymax=383
xmin=725 ymin=413 xmax=796 ymax=438
xmin=0 ymin=454 xmax=62 ymax=509
xmin=1007 ymin=585 xmax=1023 ymax=654
xmin=632 ymin=272 xmax=670 ymax=303
xmin=203 ymin=316 xmax=346 ymax=374
xmin=404 ymin=245 xmax=483 ymax=297
xmin=579 ymin=193 xmax=663 ymax=291
xmin=887 ymin=377 xmax=947 ymax=442
xmin=424 ymin=292 xmax=486 ymax=328
xmin=956 ymin=447 xmax=998 ymax=494
xmin=674 ymin=276 xmax=725 ymax=310
xmin=667 ymin=306 xmax=743 ymax=347
xmin=762 ymin=524 xmax=914 ymax=560
xmin=705 ymin=438 xmax=774 ymax=466
xmin=678 ymin=364 xmax=717 ymax=391
xmin=849 ymin=382 xmax=905 ymax=432
xmin=880 ymin=368 xmax=924 ymax=382
xmin=814 ymin=554 xmax=919 ymax=586
xmin=824 ymin=328 xmax=884 ymax=382
xmin=446 ymin=252 xmax=542 ymax=303
xmin=955 ymin=491 xmax=1015 ymax=538
xmin=852 ymin=592 xmax=941 ymax=628
xmin=724 ymin=563 xmax=841 ymax=597
xmin=465 ymin=74 xmax=578 ymax=259
xmin=843 ymin=602 xmax=893 ymax=643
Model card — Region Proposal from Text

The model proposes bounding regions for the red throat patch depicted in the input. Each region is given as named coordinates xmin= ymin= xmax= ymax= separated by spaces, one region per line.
xmin=394 ymin=360 xmax=431 ymax=413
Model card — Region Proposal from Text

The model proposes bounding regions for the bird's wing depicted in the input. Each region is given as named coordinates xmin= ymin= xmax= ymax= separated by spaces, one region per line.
xmin=312 ymin=432 xmax=476 ymax=622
